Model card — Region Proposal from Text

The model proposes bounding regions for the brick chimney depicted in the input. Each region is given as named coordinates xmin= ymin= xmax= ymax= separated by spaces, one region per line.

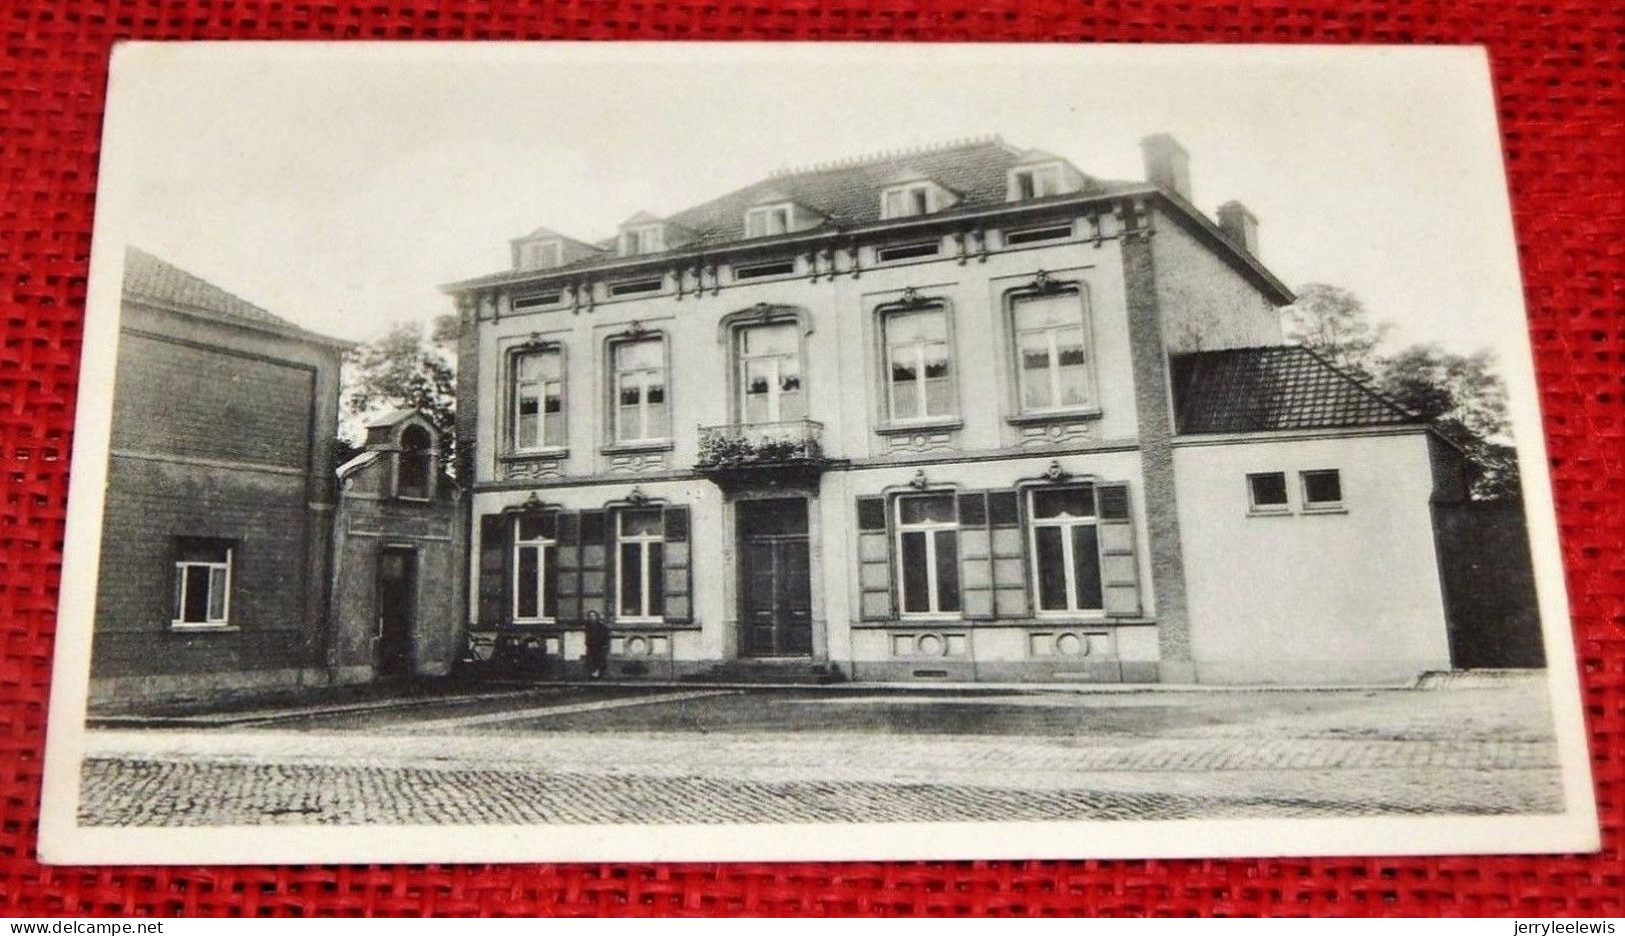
xmin=1216 ymin=200 xmax=1260 ymax=255
xmin=1140 ymin=133 xmax=1192 ymax=203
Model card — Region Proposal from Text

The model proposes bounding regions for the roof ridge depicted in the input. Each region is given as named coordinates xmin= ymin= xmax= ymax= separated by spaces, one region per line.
xmin=124 ymin=246 xmax=288 ymax=325
xmin=768 ymin=134 xmax=1009 ymax=179
xmin=1294 ymin=344 xmax=1422 ymax=421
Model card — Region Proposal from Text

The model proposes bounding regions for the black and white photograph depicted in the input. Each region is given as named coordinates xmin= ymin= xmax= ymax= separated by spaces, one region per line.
xmin=40 ymin=42 xmax=1598 ymax=864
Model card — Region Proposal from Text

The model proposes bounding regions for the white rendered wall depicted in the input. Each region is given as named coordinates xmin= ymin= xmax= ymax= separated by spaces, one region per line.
xmin=1172 ymin=429 xmax=1452 ymax=685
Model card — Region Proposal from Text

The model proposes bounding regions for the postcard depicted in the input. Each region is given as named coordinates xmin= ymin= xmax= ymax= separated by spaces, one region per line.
xmin=39 ymin=41 xmax=1598 ymax=863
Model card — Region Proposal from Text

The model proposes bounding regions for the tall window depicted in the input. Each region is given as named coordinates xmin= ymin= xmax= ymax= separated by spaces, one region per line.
xmin=172 ymin=539 xmax=232 ymax=627
xmin=396 ymin=424 xmax=432 ymax=499
xmin=1012 ymin=292 xmax=1093 ymax=412
xmin=513 ymin=513 xmax=558 ymax=622
xmin=1028 ymin=486 xmax=1103 ymax=614
xmin=612 ymin=337 xmax=669 ymax=443
xmin=896 ymin=494 xmax=961 ymax=616
xmin=882 ymin=184 xmax=934 ymax=219
xmin=513 ymin=348 xmax=565 ymax=451
xmin=736 ymin=321 xmax=804 ymax=424
xmin=617 ymin=509 xmax=665 ymax=621
xmin=884 ymin=308 xmax=954 ymax=422
xmin=746 ymin=205 xmax=792 ymax=238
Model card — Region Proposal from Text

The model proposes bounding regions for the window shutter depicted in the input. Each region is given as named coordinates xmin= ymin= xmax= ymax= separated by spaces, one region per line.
xmin=553 ymin=511 xmax=582 ymax=623
xmin=987 ymin=491 xmax=1029 ymax=618
xmin=855 ymin=495 xmax=894 ymax=620
xmin=1094 ymin=482 xmax=1141 ymax=617
xmin=663 ymin=506 xmax=692 ymax=623
xmin=956 ymin=491 xmax=995 ymax=620
xmin=580 ymin=509 xmax=610 ymax=620
xmin=477 ymin=514 xmax=510 ymax=628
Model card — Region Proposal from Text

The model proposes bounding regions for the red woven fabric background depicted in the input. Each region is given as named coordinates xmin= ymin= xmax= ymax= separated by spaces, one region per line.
xmin=1 ymin=0 xmax=1621 ymax=917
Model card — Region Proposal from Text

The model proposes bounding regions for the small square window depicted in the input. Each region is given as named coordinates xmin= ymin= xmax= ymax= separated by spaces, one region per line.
xmin=1247 ymin=472 xmax=1290 ymax=513
xmin=1302 ymin=470 xmax=1344 ymax=510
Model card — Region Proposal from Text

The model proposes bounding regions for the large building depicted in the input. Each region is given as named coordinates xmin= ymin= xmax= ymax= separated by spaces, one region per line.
xmin=441 ymin=135 xmax=1469 ymax=685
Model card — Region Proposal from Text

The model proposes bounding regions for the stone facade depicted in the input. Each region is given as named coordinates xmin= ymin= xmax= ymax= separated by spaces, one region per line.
xmin=443 ymin=135 xmax=1459 ymax=686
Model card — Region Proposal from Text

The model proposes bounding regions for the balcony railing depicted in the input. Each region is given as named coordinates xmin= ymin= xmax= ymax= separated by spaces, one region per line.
xmin=695 ymin=419 xmax=826 ymax=470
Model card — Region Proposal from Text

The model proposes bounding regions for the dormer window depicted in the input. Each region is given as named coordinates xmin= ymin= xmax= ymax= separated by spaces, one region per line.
xmin=1009 ymin=163 xmax=1065 ymax=201
xmin=621 ymin=224 xmax=665 ymax=257
xmin=746 ymin=204 xmax=793 ymax=239
xmin=882 ymin=183 xmax=938 ymax=219
xmin=517 ymin=239 xmax=562 ymax=271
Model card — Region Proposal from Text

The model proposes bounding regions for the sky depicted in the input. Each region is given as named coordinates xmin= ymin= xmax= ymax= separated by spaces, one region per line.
xmin=94 ymin=43 xmax=1526 ymax=362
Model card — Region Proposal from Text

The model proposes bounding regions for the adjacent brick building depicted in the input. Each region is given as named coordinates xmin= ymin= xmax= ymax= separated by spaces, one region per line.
xmin=90 ymin=248 xmax=352 ymax=700
xmin=440 ymin=134 xmax=1483 ymax=685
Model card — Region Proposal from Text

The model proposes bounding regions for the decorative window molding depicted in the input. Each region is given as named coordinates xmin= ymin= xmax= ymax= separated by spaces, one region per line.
xmin=894 ymin=492 xmax=962 ymax=618
xmin=509 ymin=344 xmax=567 ymax=454
xmin=732 ymin=317 xmax=808 ymax=426
xmin=512 ymin=512 xmax=559 ymax=623
xmin=1026 ymin=485 xmax=1104 ymax=617
xmin=1005 ymin=284 xmax=1099 ymax=420
xmin=615 ymin=507 xmax=666 ymax=623
xmin=171 ymin=537 xmax=233 ymax=629
xmin=605 ymin=332 xmax=672 ymax=448
xmin=876 ymin=295 xmax=959 ymax=429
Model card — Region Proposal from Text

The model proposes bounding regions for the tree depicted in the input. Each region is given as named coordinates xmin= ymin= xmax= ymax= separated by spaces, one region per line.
xmin=1284 ymin=283 xmax=1519 ymax=500
xmin=337 ymin=315 xmax=458 ymax=468
xmin=1281 ymin=283 xmax=1391 ymax=377
xmin=1377 ymin=344 xmax=1519 ymax=500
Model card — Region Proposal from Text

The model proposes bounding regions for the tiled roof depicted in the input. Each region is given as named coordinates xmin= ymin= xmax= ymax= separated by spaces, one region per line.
xmin=1169 ymin=345 xmax=1422 ymax=434
xmin=122 ymin=247 xmax=348 ymax=347
xmin=665 ymin=137 xmax=1121 ymax=243
xmin=450 ymin=138 xmax=1148 ymax=287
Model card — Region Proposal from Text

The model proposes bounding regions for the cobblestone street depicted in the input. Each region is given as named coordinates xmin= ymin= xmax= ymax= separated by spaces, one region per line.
xmin=77 ymin=675 xmax=1564 ymax=826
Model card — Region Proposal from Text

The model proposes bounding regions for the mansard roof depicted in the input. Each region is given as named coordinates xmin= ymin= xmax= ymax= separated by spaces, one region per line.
xmin=122 ymin=247 xmax=351 ymax=348
xmin=1169 ymin=345 xmax=1423 ymax=434
xmin=446 ymin=137 xmax=1144 ymax=289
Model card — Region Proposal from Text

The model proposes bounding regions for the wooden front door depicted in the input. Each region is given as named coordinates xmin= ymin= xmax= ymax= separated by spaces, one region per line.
xmin=376 ymin=547 xmax=417 ymax=678
xmin=737 ymin=498 xmax=812 ymax=658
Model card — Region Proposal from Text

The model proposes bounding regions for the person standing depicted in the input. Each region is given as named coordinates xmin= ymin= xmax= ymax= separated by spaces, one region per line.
xmin=583 ymin=609 xmax=611 ymax=679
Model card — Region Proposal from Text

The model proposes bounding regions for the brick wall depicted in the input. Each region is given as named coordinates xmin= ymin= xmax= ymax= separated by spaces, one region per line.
xmin=91 ymin=304 xmax=341 ymax=685
xmin=112 ymin=332 xmax=313 ymax=468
